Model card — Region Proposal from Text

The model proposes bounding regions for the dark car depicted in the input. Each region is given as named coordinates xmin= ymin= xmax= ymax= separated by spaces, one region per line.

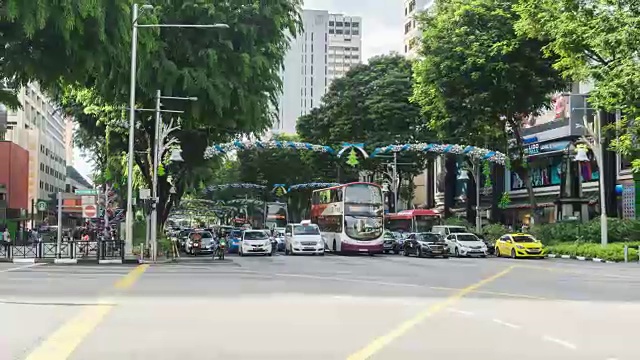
xmin=474 ymin=233 xmax=495 ymax=255
xmin=403 ymin=232 xmax=449 ymax=258
xmin=383 ymin=232 xmax=401 ymax=254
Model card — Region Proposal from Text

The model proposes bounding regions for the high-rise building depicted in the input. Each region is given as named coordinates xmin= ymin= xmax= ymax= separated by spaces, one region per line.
xmin=272 ymin=9 xmax=362 ymax=135
xmin=403 ymin=0 xmax=434 ymax=58
xmin=3 ymin=83 xmax=69 ymax=207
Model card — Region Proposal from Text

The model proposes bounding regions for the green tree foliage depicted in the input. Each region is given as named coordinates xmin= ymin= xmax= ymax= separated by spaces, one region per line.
xmin=234 ymin=134 xmax=330 ymax=219
xmin=514 ymin=0 xmax=640 ymax=167
xmin=54 ymin=0 xmax=302 ymax=226
xmin=411 ymin=0 xmax=569 ymax=220
xmin=0 ymin=0 xmax=137 ymax=108
xmin=297 ymin=54 xmax=434 ymax=186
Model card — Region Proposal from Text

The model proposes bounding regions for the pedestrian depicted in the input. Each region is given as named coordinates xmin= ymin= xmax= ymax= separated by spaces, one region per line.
xmin=3 ymin=228 xmax=10 ymax=244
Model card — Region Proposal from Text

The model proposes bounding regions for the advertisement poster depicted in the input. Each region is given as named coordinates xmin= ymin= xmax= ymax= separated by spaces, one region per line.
xmin=622 ymin=184 xmax=635 ymax=219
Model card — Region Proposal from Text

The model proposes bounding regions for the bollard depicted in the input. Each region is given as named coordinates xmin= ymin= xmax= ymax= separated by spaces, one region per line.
xmin=624 ymin=244 xmax=629 ymax=263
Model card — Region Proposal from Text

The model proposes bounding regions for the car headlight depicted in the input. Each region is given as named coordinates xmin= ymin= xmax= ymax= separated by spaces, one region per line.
xmin=265 ymin=242 xmax=271 ymax=247
xmin=516 ymin=244 xmax=525 ymax=249
xmin=294 ymin=241 xmax=301 ymax=246
xmin=317 ymin=241 xmax=324 ymax=247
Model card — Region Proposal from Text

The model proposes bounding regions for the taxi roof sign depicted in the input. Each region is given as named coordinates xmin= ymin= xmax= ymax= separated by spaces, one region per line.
xmin=300 ymin=220 xmax=312 ymax=225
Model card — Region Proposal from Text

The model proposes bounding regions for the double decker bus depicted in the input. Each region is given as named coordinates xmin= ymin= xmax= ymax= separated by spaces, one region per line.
xmin=264 ymin=202 xmax=289 ymax=230
xmin=311 ymin=182 xmax=384 ymax=254
xmin=385 ymin=209 xmax=441 ymax=233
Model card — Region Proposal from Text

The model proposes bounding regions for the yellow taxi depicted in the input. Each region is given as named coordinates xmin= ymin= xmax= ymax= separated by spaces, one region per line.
xmin=494 ymin=233 xmax=546 ymax=259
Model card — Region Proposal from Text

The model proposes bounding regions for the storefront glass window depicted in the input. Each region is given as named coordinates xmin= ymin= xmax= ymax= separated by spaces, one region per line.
xmin=511 ymin=155 xmax=599 ymax=190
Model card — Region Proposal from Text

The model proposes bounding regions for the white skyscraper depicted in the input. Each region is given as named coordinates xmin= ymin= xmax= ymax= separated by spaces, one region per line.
xmin=272 ymin=9 xmax=362 ymax=135
xmin=403 ymin=0 xmax=434 ymax=58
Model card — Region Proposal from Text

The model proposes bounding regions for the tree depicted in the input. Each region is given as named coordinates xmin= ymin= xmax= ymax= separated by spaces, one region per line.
xmin=411 ymin=0 xmax=569 ymax=222
xmin=297 ymin=54 xmax=435 ymax=198
xmin=56 ymin=0 xmax=303 ymax=227
xmin=0 ymin=0 xmax=138 ymax=108
xmin=233 ymin=133 xmax=330 ymax=220
xmin=514 ymin=0 xmax=640 ymax=167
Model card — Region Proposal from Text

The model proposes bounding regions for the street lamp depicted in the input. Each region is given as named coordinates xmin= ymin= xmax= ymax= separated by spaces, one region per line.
xmin=125 ymin=3 xmax=229 ymax=258
xmin=169 ymin=149 xmax=184 ymax=162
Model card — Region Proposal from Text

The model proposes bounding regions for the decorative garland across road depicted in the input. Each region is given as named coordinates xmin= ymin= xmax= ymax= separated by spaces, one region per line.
xmin=288 ymin=182 xmax=340 ymax=191
xmin=204 ymin=140 xmax=334 ymax=158
xmin=370 ymin=143 xmax=506 ymax=164
xmin=204 ymin=140 xmax=506 ymax=165
xmin=205 ymin=183 xmax=266 ymax=192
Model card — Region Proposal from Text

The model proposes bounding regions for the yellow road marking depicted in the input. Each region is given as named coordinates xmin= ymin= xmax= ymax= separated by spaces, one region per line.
xmin=346 ymin=266 xmax=515 ymax=360
xmin=24 ymin=264 xmax=149 ymax=360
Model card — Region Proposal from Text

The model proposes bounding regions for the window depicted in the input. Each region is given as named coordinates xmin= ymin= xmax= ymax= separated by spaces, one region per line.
xmin=409 ymin=0 xmax=416 ymax=12
xmin=336 ymin=21 xmax=343 ymax=27
xmin=352 ymin=22 xmax=359 ymax=28
xmin=311 ymin=32 xmax=314 ymax=41
xmin=336 ymin=29 xmax=343 ymax=34
xmin=40 ymin=181 xmax=43 ymax=189
xmin=40 ymin=163 xmax=44 ymax=171
xmin=45 ymin=183 xmax=49 ymax=191
xmin=329 ymin=28 xmax=334 ymax=34
xmin=405 ymin=22 xmax=412 ymax=34
xmin=345 ymin=29 xmax=351 ymax=35
xmin=329 ymin=21 xmax=334 ymax=26
xmin=352 ymin=29 xmax=359 ymax=35
xmin=45 ymin=165 xmax=49 ymax=174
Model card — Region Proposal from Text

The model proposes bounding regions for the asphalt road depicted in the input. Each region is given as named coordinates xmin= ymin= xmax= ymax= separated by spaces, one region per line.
xmin=2 ymin=254 xmax=640 ymax=360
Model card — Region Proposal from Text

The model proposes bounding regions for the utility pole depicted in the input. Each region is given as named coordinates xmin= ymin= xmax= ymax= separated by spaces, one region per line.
xmin=149 ymin=90 xmax=194 ymax=262
xmin=392 ymin=152 xmax=398 ymax=211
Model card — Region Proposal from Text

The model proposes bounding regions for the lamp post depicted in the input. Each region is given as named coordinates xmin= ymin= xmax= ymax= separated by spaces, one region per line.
xmin=457 ymin=163 xmax=482 ymax=233
xmin=150 ymin=90 xmax=194 ymax=262
xmin=577 ymin=112 xmax=607 ymax=246
xmin=124 ymin=3 xmax=229 ymax=258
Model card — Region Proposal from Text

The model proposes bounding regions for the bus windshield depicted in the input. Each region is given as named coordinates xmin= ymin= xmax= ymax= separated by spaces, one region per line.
xmin=345 ymin=184 xmax=383 ymax=205
xmin=265 ymin=203 xmax=288 ymax=228
xmin=344 ymin=184 xmax=383 ymax=241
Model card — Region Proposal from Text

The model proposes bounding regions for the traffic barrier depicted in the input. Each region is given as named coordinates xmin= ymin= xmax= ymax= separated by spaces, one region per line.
xmin=0 ymin=240 xmax=125 ymax=264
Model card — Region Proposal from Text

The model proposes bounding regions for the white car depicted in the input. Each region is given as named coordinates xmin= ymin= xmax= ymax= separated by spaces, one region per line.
xmin=444 ymin=233 xmax=488 ymax=257
xmin=239 ymin=230 xmax=273 ymax=256
xmin=284 ymin=221 xmax=325 ymax=255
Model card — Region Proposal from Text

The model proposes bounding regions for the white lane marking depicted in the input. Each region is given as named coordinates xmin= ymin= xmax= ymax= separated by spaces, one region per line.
xmin=542 ymin=335 xmax=577 ymax=350
xmin=0 ymin=263 xmax=42 ymax=273
xmin=492 ymin=318 xmax=521 ymax=329
xmin=448 ymin=308 xmax=474 ymax=316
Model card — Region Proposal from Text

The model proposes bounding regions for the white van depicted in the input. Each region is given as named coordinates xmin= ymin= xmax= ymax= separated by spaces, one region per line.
xmin=284 ymin=220 xmax=325 ymax=255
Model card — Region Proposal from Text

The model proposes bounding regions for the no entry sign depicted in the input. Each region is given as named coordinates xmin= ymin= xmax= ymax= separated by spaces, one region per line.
xmin=82 ymin=204 xmax=98 ymax=218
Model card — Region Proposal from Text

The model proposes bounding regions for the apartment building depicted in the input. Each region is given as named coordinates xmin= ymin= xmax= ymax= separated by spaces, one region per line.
xmin=272 ymin=9 xmax=363 ymax=134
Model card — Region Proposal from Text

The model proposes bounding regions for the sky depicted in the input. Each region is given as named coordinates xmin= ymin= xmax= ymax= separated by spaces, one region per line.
xmin=72 ymin=0 xmax=404 ymax=180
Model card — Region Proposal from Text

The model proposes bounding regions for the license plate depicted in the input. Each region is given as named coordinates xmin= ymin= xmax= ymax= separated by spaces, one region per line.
xmin=432 ymin=250 xmax=441 ymax=253
xmin=359 ymin=249 xmax=368 ymax=252
xmin=304 ymin=247 xmax=314 ymax=251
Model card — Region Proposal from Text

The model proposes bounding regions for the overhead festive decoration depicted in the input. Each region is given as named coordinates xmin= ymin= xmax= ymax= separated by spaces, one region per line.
xmin=498 ymin=192 xmax=511 ymax=209
xmin=337 ymin=142 xmax=369 ymax=158
xmin=482 ymin=161 xmax=492 ymax=188
xmin=272 ymin=184 xmax=288 ymax=197
xmin=288 ymin=182 xmax=341 ymax=191
xmin=224 ymin=199 xmax=265 ymax=206
xmin=370 ymin=143 xmax=507 ymax=164
xmin=203 ymin=140 xmax=335 ymax=159
xmin=346 ymin=148 xmax=360 ymax=167
xmin=205 ymin=183 xmax=266 ymax=192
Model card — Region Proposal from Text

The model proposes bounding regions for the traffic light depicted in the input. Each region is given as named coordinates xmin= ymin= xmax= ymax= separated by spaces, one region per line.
xmin=385 ymin=191 xmax=396 ymax=214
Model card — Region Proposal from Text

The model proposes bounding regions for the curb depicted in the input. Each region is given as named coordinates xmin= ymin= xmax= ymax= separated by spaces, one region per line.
xmin=98 ymin=259 xmax=123 ymax=265
xmin=547 ymin=253 xmax=617 ymax=263
xmin=54 ymin=258 xmax=77 ymax=264
xmin=12 ymin=258 xmax=35 ymax=264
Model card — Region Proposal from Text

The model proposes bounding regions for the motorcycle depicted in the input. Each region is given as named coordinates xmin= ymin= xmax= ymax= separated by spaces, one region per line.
xmin=191 ymin=239 xmax=202 ymax=256
xmin=270 ymin=236 xmax=278 ymax=255
xmin=215 ymin=239 xmax=226 ymax=260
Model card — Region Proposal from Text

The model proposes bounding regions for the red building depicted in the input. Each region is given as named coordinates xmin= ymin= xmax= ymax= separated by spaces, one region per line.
xmin=0 ymin=141 xmax=29 ymax=210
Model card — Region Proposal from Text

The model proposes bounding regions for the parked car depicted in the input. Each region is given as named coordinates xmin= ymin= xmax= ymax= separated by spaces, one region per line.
xmin=227 ymin=229 xmax=243 ymax=253
xmin=443 ymin=233 xmax=488 ymax=257
xmin=383 ymin=232 xmax=401 ymax=254
xmin=495 ymin=233 xmax=546 ymax=259
xmin=403 ymin=232 xmax=449 ymax=258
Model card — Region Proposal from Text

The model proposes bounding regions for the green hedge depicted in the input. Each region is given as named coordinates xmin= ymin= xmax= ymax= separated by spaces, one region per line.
xmin=546 ymin=242 xmax=640 ymax=262
xmin=529 ymin=218 xmax=640 ymax=245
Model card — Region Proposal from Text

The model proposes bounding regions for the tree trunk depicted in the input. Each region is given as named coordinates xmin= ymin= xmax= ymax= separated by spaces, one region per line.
xmin=444 ymin=155 xmax=457 ymax=218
